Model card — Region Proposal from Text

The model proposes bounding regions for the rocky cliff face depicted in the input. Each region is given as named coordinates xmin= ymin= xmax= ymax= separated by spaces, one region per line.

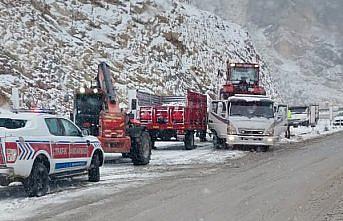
xmin=191 ymin=0 xmax=343 ymax=105
xmin=0 ymin=0 xmax=277 ymax=112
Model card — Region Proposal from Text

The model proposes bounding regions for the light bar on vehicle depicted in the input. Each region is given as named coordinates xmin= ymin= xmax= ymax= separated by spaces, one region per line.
xmin=80 ymin=87 xmax=86 ymax=94
xmin=12 ymin=108 xmax=56 ymax=115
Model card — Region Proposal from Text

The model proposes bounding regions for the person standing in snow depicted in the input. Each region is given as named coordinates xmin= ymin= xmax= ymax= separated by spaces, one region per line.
xmin=285 ymin=109 xmax=292 ymax=139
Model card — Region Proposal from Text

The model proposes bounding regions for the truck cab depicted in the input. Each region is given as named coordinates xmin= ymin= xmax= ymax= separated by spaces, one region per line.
xmin=208 ymin=95 xmax=287 ymax=151
xmin=220 ymin=62 xmax=266 ymax=99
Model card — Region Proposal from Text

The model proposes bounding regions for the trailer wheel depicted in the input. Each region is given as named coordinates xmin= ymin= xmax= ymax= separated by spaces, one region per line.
xmin=184 ymin=131 xmax=195 ymax=150
xmin=24 ymin=162 xmax=49 ymax=197
xmin=213 ymin=132 xmax=224 ymax=149
xmin=131 ymin=131 xmax=152 ymax=165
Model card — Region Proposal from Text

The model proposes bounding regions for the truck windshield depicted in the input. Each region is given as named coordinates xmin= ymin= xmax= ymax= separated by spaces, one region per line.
xmin=75 ymin=95 xmax=103 ymax=115
xmin=230 ymin=67 xmax=258 ymax=84
xmin=229 ymin=100 xmax=274 ymax=119
xmin=289 ymin=107 xmax=308 ymax=114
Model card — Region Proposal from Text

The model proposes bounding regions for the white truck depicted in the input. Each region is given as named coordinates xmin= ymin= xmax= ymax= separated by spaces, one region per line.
xmin=288 ymin=105 xmax=319 ymax=127
xmin=208 ymin=95 xmax=288 ymax=152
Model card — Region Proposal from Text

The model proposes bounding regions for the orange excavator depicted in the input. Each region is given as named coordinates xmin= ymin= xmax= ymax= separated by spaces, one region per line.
xmin=72 ymin=62 xmax=152 ymax=165
xmin=219 ymin=61 xmax=266 ymax=99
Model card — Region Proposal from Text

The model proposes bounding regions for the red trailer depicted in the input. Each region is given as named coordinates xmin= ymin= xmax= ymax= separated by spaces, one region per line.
xmin=128 ymin=90 xmax=207 ymax=150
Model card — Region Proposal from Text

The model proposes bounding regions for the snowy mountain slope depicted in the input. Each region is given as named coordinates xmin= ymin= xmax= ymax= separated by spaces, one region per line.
xmin=190 ymin=0 xmax=343 ymax=106
xmin=0 ymin=0 xmax=278 ymax=112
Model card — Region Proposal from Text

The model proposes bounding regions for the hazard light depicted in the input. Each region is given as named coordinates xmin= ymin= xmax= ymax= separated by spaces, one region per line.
xmin=80 ymin=87 xmax=86 ymax=94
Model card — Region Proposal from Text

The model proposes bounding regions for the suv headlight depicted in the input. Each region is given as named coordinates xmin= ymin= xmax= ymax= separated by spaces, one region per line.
xmin=265 ymin=126 xmax=274 ymax=136
xmin=227 ymin=124 xmax=237 ymax=135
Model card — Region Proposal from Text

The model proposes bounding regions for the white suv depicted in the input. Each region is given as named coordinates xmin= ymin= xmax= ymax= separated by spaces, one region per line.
xmin=0 ymin=112 xmax=104 ymax=197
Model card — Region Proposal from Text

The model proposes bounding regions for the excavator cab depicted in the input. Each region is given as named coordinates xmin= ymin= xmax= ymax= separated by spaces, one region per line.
xmin=220 ymin=62 xmax=266 ymax=99
xmin=73 ymin=89 xmax=104 ymax=136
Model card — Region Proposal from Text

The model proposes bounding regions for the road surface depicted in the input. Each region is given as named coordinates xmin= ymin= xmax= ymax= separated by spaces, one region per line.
xmin=3 ymin=132 xmax=343 ymax=221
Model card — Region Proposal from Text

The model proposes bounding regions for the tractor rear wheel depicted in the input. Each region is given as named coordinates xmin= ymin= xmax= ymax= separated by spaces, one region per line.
xmin=131 ymin=131 xmax=152 ymax=165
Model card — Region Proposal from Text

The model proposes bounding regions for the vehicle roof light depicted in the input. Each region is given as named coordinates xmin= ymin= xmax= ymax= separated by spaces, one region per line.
xmin=93 ymin=88 xmax=99 ymax=94
xmin=230 ymin=63 xmax=236 ymax=67
xmin=254 ymin=64 xmax=259 ymax=68
xmin=80 ymin=87 xmax=86 ymax=94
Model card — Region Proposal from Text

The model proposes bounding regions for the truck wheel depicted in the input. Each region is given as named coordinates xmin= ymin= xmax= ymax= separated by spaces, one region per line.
xmin=184 ymin=131 xmax=195 ymax=150
xmin=199 ymin=130 xmax=207 ymax=142
xmin=256 ymin=146 xmax=269 ymax=152
xmin=263 ymin=146 xmax=270 ymax=152
xmin=24 ymin=162 xmax=49 ymax=197
xmin=131 ymin=131 xmax=152 ymax=165
xmin=88 ymin=154 xmax=100 ymax=182
xmin=213 ymin=133 xmax=224 ymax=149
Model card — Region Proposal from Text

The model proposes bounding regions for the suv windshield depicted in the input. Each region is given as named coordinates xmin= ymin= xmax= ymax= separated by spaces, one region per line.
xmin=76 ymin=94 xmax=103 ymax=115
xmin=230 ymin=67 xmax=258 ymax=84
xmin=0 ymin=118 xmax=27 ymax=129
xmin=229 ymin=100 xmax=274 ymax=119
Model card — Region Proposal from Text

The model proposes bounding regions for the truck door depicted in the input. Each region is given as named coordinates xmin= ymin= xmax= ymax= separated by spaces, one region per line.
xmin=208 ymin=101 xmax=219 ymax=129
xmin=274 ymin=105 xmax=288 ymax=138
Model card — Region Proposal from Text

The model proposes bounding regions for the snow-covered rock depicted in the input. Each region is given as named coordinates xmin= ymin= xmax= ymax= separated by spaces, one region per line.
xmin=0 ymin=0 xmax=278 ymax=113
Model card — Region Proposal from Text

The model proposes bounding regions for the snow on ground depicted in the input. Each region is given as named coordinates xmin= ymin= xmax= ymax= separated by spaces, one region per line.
xmin=281 ymin=119 xmax=343 ymax=143
xmin=0 ymin=140 xmax=245 ymax=221
xmin=152 ymin=141 xmax=245 ymax=165
xmin=0 ymin=122 xmax=342 ymax=220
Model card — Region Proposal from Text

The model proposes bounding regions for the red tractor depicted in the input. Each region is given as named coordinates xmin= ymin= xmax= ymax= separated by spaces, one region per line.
xmin=72 ymin=62 xmax=152 ymax=165
xmin=219 ymin=61 xmax=266 ymax=99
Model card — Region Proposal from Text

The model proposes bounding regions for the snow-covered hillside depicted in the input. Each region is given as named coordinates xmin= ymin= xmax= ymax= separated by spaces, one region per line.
xmin=190 ymin=0 xmax=343 ymax=106
xmin=0 ymin=0 xmax=277 ymax=112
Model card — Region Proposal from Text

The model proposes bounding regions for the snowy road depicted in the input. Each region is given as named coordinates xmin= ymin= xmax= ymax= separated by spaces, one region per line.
xmin=10 ymin=131 xmax=343 ymax=221
xmin=0 ymin=140 xmax=245 ymax=221
xmin=0 ymin=124 xmax=342 ymax=221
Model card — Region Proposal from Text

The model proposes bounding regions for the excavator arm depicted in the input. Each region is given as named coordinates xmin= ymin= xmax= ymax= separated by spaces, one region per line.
xmin=97 ymin=62 xmax=117 ymax=104
xmin=96 ymin=62 xmax=119 ymax=112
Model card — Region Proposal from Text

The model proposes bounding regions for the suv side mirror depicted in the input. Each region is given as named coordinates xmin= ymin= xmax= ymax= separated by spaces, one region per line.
xmin=82 ymin=129 xmax=90 ymax=136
